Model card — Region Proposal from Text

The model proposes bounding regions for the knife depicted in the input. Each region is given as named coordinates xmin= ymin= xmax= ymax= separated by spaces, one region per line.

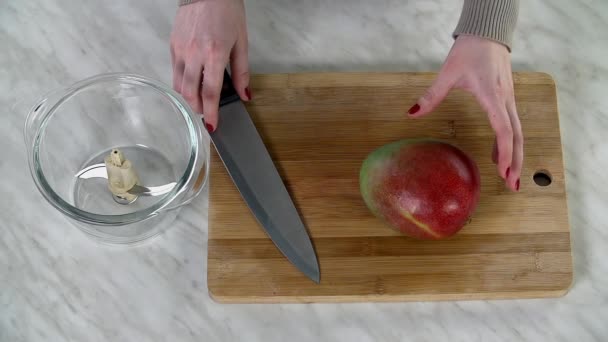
xmin=206 ymin=70 xmax=320 ymax=283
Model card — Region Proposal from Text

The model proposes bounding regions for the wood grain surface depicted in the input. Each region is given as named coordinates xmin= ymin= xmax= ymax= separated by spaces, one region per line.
xmin=207 ymin=72 xmax=573 ymax=303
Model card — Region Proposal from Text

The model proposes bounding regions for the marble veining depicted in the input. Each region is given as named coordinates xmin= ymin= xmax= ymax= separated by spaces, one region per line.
xmin=1 ymin=0 xmax=608 ymax=341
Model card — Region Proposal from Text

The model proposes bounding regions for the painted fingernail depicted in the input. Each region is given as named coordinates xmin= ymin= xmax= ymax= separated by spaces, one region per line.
xmin=516 ymin=178 xmax=520 ymax=191
xmin=205 ymin=123 xmax=215 ymax=133
xmin=407 ymin=103 xmax=420 ymax=115
xmin=506 ymin=167 xmax=510 ymax=179
xmin=245 ymin=87 xmax=252 ymax=101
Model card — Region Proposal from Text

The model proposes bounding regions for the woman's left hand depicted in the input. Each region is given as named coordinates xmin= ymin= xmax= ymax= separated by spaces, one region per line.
xmin=407 ymin=35 xmax=522 ymax=192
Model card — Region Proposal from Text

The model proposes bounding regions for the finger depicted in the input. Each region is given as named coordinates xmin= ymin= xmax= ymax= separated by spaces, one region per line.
xmin=408 ymin=73 xmax=455 ymax=117
xmin=230 ymin=34 xmax=251 ymax=101
xmin=477 ymin=93 xmax=513 ymax=179
xmin=170 ymin=43 xmax=176 ymax=70
xmin=201 ymin=58 xmax=228 ymax=132
xmin=492 ymin=137 xmax=498 ymax=164
xmin=507 ymin=99 xmax=524 ymax=191
xmin=181 ymin=58 xmax=204 ymax=114
xmin=173 ymin=58 xmax=185 ymax=94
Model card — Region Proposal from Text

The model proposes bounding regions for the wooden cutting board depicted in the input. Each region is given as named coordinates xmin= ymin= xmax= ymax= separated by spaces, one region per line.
xmin=207 ymin=72 xmax=573 ymax=303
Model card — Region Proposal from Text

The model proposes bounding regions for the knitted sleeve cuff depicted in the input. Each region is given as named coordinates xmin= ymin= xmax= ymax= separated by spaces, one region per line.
xmin=453 ymin=0 xmax=520 ymax=52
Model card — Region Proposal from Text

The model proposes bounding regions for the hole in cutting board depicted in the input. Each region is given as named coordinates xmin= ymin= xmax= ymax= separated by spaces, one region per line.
xmin=533 ymin=170 xmax=552 ymax=186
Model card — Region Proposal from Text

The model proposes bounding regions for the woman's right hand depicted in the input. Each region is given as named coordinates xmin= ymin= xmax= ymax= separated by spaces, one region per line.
xmin=170 ymin=0 xmax=250 ymax=132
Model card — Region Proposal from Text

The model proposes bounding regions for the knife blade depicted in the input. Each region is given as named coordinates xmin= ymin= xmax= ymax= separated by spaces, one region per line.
xmin=206 ymin=70 xmax=320 ymax=283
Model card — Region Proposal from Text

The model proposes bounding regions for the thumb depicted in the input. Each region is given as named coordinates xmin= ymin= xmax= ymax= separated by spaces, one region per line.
xmin=408 ymin=75 xmax=453 ymax=118
xmin=230 ymin=34 xmax=251 ymax=101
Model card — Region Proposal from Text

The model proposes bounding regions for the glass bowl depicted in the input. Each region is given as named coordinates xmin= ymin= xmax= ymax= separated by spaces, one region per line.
xmin=24 ymin=73 xmax=209 ymax=244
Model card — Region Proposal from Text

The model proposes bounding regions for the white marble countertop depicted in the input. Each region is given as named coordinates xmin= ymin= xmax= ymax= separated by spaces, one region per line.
xmin=1 ymin=0 xmax=607 ymax=341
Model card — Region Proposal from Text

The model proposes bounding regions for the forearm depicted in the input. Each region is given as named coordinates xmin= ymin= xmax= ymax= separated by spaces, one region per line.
xmin=453 ymin=0 xmax=519 ymax=51
xmin=178 ymin=0 xmax=519 ymax=52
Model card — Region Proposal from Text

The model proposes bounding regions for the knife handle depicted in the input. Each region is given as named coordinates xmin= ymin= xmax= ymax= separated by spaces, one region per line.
xmin=219 ymin=70 xmax=241 ymax=107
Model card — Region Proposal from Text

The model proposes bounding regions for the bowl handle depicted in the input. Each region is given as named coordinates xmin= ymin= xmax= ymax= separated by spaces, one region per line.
xmin=159 ymin=121 xmax=210 ymax=212
xmin=169 ymin=158 xmax=209 ymax=211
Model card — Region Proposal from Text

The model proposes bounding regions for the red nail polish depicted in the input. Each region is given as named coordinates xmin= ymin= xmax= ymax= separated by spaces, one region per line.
xmin=506 ymin=167 xmax=510 ymax=178
xmin=516 ymin=179 xmax=520 ymax=191
xmin=245 ymin=87 xmax=252 ymax=101
xmin=408 ymin=103 xmax=420 ymax=115
xmin=205 ymin=123 xmax=214 ymax=133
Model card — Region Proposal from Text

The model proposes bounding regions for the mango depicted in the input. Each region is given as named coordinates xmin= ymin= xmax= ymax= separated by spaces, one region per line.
xmin=359 ymin=139 xmax=481 ymax=239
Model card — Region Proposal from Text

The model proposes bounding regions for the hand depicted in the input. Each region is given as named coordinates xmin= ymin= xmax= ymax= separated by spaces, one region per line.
xmin=407 ymin=35 xmax=522 ymax=192
xmin=170 ymin=0 xmax=250 ymax=132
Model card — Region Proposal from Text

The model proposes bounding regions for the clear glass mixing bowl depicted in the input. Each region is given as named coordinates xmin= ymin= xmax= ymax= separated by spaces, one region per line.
xmin=24 ymin=73 xmax=209 ymax=244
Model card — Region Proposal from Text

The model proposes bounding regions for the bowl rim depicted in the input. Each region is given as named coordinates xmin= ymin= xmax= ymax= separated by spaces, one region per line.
xmin=25 ymin=72 xmax=207 ymax=226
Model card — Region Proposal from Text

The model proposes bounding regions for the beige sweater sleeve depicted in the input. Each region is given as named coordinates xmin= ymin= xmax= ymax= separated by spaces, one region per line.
xmin=453 ymin=0 xmax=520 ymax=51
xmin=177 ymin=0 xmax=519 ymax=51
